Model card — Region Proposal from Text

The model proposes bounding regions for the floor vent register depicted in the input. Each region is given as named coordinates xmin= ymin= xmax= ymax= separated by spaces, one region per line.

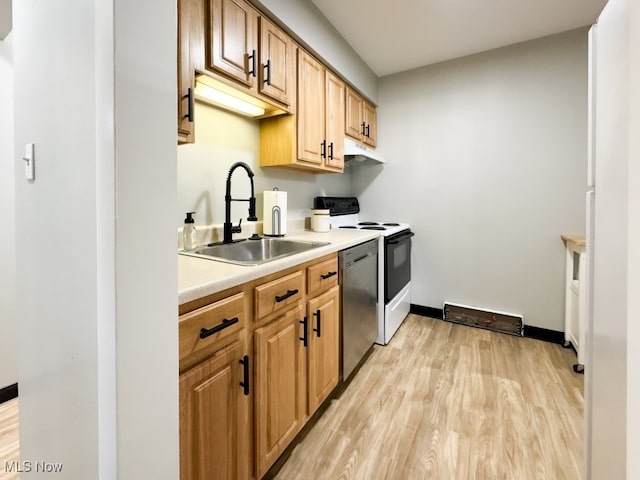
xmin=443 ymin=302 xmax=524 ymax=336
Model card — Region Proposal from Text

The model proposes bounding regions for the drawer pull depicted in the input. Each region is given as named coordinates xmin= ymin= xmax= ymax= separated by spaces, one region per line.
xmin=248 ymin=49 xmax=257 ymax=77
xmin=199 ymin=317 xmax=239 ymax=339
xmin=263 ymin=59 xmax=271 ymax=85
xmin=239 ymin=355 xmax=250 ymax=396
xmin=299 ymin=316 xmax=308 ymax=347
xmin=313 ymin=309 xmax=321 ymax=338
xmin=184 ymin=87 xmax=194 ymax=123
xmin=321 ymin=271 xmax=337 ymax=280
xmin=275 ymin=289 xmax=299 ymax=303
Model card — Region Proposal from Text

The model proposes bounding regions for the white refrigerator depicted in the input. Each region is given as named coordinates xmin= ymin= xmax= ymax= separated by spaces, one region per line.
xmin=584 ymin=1 xmax=637 ymax=477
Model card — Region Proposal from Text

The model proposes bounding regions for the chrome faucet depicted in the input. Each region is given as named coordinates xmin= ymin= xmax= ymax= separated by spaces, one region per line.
xmin=224 ymin=162 xmax=258 ymax=243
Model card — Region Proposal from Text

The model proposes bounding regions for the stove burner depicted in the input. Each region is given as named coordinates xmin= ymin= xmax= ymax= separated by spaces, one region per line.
xmin=358 ymin=221 xmax=380 ymax=226
xmin=361 ymin=226 xmax=386 ymax=231
xmin=339 ymin=226 xmax=358 ymax=229
xmin=383 ymin=222 xmax=400 ymax=226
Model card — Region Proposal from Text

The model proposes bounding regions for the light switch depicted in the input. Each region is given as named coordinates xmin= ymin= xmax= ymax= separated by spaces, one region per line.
xmin=23 ymin=143 xmax=35 ymax=181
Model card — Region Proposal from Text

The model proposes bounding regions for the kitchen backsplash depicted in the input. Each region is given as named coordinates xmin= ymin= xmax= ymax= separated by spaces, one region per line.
xmin=177 ymin=102 xmax=353 ymax=230
xmin=176 ymin=218 xmax=310 ymax=249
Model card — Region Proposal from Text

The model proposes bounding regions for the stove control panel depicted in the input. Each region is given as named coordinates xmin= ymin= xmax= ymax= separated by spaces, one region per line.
xmin=314 ymin=196 xmax=360 ymax=216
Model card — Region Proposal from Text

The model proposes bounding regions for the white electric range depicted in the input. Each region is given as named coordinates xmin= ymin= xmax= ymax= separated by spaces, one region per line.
xmin=314 ymin=197 xmax=414 ymax=345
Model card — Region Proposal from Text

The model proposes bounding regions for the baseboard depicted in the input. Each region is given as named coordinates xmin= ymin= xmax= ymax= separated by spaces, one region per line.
xmin=0 ymin=383 xmax=18 ymax=404
xmin=410 ymin=304 xmax=564 ymax=345
xmin=410 ymin=304 xmax=443 ymax=319
xmin=523 ymin=325 xmax=565 ymax=345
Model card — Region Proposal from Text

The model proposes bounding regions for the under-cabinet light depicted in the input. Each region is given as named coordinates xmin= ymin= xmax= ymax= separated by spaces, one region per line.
xmin=194 ymin=76 xmax=266 ymax=117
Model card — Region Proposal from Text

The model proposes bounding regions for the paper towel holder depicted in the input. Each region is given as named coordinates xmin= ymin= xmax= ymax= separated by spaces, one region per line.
xmin=263 ymin=187 xmax=287 ymax=237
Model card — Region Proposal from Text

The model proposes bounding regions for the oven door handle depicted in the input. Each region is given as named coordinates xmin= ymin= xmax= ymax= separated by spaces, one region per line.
xmin=387 ymin=231 xmax=415 ymax=244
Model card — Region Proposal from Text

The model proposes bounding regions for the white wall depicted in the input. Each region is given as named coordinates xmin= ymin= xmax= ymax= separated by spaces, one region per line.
xmin=0 ymin=31 xmax=16 ymax=390
xmin=627 ymin=4 xmax=640 ymax=478
xmin=113 ymin=0 xmax=179 ymax=477
xmin=254 ymin=0 xmax=378 ymax=102
xmin=177 ymin=102 xmax=352 ymax=229
xmin=626 ymin=2 xmax=640 ymax=479
xmin=353 ymin=29 xmax=588 ymax=331
xmin=13 ymin=0 xmax=177 ymax=478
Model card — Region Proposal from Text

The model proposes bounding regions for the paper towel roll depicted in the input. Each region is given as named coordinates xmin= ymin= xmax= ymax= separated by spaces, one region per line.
xmin=263 ymin=189 xmax=287 ymax=236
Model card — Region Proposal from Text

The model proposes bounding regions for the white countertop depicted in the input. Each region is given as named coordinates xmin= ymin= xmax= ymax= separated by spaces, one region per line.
xmin=178 ymin=228 xmax=380 ymax=305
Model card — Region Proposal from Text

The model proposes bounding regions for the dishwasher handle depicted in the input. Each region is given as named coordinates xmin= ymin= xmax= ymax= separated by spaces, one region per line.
xmin=353 ymin=253 xmax=371 ymax=264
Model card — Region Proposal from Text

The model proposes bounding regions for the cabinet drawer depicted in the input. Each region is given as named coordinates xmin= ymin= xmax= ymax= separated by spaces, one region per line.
xmin=307 ymin=257 xmax=339 ymax=297
xmin=255 ymin=271 xmax=304 ymax=320
xmin=179 ymin=292 xmax=245 ymax=361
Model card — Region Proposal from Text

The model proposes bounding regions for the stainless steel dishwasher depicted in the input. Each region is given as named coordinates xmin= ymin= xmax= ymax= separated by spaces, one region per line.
xmin=339 ymin=238 xmax=378 ymax=381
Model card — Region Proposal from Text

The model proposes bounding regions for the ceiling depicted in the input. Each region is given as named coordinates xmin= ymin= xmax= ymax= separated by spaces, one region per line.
xmin=0 ymin=0 xmax=11 ymax=41
xmin=311 ymin=0 xmax=608 ymax=77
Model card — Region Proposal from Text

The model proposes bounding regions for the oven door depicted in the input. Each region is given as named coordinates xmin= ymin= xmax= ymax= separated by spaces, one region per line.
xmin=384 ymin=230 xmax=414 ymax=304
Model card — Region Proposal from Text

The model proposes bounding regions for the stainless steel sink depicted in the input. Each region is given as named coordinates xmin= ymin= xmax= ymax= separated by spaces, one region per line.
xmin=179 ymin=238 xmax=330 ymax=265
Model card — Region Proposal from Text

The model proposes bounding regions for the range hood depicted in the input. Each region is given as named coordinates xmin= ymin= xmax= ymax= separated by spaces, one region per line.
xmin=344 ymin=137 xmax=385 ymax=165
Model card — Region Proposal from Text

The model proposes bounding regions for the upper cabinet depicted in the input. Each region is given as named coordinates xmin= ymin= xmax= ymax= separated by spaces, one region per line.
xmin=178 ymin=0 xmax=201 ymax=144
xmin=259 ymin=16 xmax=295 ymax=106
xmin=177 ymin=0 xmax=371 ymax=174
xmin=207 ymin=0 xmax=258 ymax=88
xmin=260 ymin=49 xmax=345 ymax=173
xmin=206 ymin=0 xmax=296 ymax=109
xmin=345 ymin=86 xmax=377 ymax=148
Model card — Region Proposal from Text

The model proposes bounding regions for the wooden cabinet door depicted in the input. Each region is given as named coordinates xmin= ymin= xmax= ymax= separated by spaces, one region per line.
xmin=297 ymin=49 xmax=325 ymax=166
xmin=345 ymin=86 xmax=364 ymax=141
xmin=178 ymin=0 xmax=197 ymax=144
xmin=363 ymin=100 xmax=377 ymax=147
xmin=254 ymin=305 xmax=307 ymax=478
xmin=259 ymin=16 xmax=294 ymax=107
xmin=324 ymin=71 xmax=345 ymax=171
xmin=307 ymin=285 xmax=340 ymax=415
xmin=207 ymin=0 xmax=258 ymax=87
xmin=180 ymin=341 xmax=250 ymax=480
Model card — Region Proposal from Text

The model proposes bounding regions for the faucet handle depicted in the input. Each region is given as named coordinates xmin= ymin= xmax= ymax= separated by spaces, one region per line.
xmin=231 ymin=218 xmax=242 ymax=234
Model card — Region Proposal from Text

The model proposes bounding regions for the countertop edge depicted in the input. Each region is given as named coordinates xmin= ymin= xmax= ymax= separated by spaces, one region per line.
xmin=178 ymin=229 xmax=381 ymax=305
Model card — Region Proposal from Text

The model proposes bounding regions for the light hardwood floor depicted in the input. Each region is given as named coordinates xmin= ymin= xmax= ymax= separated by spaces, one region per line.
xmin=275 ymin=315 xmax=584 ymax=480
xmin=0 ymin=398 xmax=19 ymax=480
xmin=0 ymin=315 xmax=583 ymax=480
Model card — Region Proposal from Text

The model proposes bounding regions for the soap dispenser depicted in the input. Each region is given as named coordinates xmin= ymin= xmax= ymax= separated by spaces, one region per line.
xmin=183 ymin=212 xmax=197 ymax=251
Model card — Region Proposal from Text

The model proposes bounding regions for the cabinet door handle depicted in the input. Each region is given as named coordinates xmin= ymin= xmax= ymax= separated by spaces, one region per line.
xmin=328 ymin=142 xmax=334 ymax=160
xmin=313 ymin=309 xmax=321 ymax=338
xmin=239 ymin=355 xmax=249 ymax=396
xmin=199 ymin=317 xmax=239 ymax=339
xmin=299 ymin=316 xmax=308 ymax=347
xmin=361 ymin=121 xmax=366 ymax=136
xmin=275 ymin=288 xmax=299 ymax=303
xmin=321 ymin=140 xmax=327 ymax=159
xmin=321 ymin=271 xmax=337 ymax=280
xmin=263 ymin=59 xmax=271 ymax=85
xmin=365 ymin=124 xmax=370 ymax=138
xmin=184 ymin=87 xmax=194 ymax=123
xmin=248 ymin=49 xmax=257 ymax=77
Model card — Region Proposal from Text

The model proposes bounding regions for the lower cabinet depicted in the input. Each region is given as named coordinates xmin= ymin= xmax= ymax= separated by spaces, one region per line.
xmin=307 ymin=285 xmax=340 ymax=416
xmin=254 ymin=304 xmax=307 ymax=479
xmin=179 ymin=254 xmax=341 ymax=480
xmin=180 ymin=340 xmax=250 ymax=480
